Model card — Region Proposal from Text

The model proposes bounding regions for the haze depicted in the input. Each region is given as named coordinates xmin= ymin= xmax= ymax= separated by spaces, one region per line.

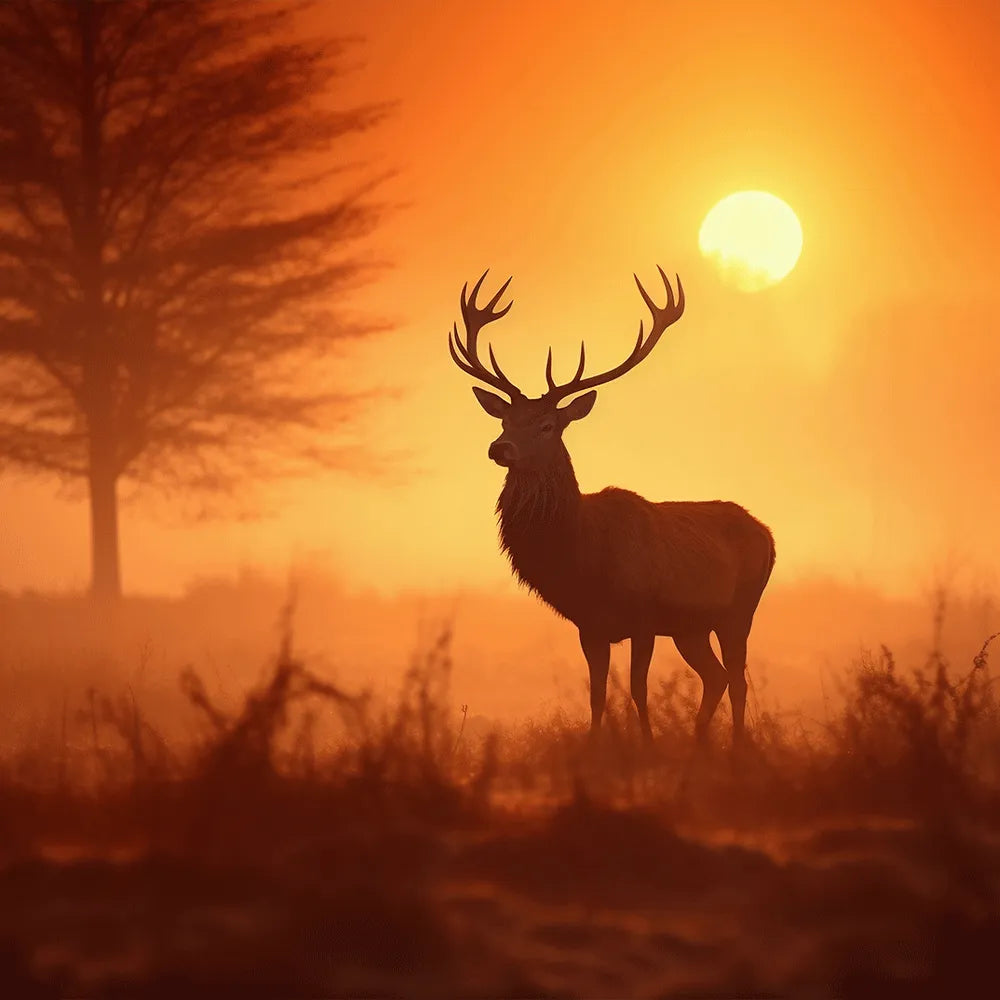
xmin=2 ymin=0 xmax=999 ymax=599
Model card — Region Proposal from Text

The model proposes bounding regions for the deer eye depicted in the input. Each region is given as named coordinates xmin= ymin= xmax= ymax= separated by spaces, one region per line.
xmin=540 ymin=420 xmax=556 ymax=434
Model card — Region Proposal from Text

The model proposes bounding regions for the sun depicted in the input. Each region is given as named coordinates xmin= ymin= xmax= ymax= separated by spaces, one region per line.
xmin=698 ymin=191 xmax=803 ymax=292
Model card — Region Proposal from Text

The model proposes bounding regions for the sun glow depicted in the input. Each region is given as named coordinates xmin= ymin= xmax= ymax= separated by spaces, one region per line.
xmin=699 ymin=191 xmax=803 ymax=292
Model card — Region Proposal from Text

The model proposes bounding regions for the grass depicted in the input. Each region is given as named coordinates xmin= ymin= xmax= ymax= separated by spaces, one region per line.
xmin=1 ymin=602 xmax=1000 ymax=996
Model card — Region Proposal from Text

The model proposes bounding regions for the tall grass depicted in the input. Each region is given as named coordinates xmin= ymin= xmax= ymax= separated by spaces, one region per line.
xmin=4 ymin=603 xmax=998 ymax=841
xmin=2 ymin=606 xmax=1000 ymax=995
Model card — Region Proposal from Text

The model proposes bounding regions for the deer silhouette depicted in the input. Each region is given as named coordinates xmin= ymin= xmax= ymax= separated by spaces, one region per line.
xmin=449 ymin=268 xmax=775 ymax=747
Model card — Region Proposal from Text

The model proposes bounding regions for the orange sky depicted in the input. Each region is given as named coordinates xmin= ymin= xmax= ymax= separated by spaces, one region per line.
xmin=3 ymin=0 xmax=1000 ymax=597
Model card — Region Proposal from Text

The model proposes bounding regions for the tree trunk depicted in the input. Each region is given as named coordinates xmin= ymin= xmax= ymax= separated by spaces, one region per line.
xmin=88 ymin=449 xmax=121 ymax=599
xmin=78 ymin=0 xmax=121 ymax=600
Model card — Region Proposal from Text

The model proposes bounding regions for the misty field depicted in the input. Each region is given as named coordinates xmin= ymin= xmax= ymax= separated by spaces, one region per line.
xmin=0 ymin=580 xmax=998 ymax=997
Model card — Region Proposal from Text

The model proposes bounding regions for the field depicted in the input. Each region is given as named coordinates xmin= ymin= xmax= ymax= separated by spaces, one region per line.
xmin=2 ymin=579 xmax=1000 ymax=997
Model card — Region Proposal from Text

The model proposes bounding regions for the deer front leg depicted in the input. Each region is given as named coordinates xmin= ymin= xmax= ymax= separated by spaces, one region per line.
xmin=580 ymin=631 xmax=610 ymax=737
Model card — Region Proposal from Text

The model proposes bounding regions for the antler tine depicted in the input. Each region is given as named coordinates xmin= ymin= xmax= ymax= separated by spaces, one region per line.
xmin=488 ymin=343 xmax=514 ymax=384
xmin=450 ymin=322 xmax=473 ymax=364
xmin=542 ymin=268 xmax=685 ymax=403
xmin=462 ymin=272 xmax=513 ymax=325
xmin=485 ymin=275 xmax=513 ymax=314
xmin=461 ymin=271 xmax=487 ymax=317
xmin=634 ymin=271 xmax=657 ymax=317
xmin=448 ymin=271 xmax=522 ymax=399
xmin=449 ymin=328 xmax=477 ymax=377
xmin=545 ymin=341 xmax=586 ymax=392
xmin=657 ymin=265 xmax=675 ymax=311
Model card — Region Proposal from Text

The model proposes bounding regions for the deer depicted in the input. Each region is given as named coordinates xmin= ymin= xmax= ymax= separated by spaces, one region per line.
xmin=448 ymin=267 xmax=776 ymax=749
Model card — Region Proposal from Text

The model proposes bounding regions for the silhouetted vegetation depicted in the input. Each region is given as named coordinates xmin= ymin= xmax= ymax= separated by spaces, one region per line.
xmin=1 ymin=595 xmax=999 ymax=996
xmin=0 ymin=0 xmax=391 ymax=597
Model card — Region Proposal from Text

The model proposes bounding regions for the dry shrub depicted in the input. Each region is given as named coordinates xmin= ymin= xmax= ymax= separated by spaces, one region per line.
xmin=821 ymin=629 xmax=1000 ymax=816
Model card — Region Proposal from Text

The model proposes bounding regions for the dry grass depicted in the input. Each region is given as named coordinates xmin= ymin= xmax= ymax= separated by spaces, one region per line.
xmin=1 ymin=601 xmax=1000 ymax=996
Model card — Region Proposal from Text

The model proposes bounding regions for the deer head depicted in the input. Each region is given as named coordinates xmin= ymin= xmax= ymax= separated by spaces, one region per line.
xmin=449 ymin=268 xmax=685 ymax=469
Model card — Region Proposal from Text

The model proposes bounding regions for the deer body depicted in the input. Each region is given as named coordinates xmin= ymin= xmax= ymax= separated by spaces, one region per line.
xmin=499 ymin=461 xmax=774 ymax=643
xmin=449 ymin=269 xmax=775 ymax=745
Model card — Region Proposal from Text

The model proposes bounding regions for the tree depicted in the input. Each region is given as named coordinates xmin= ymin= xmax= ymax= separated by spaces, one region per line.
xmin=0 ymin=0 xmax=391 ymax=598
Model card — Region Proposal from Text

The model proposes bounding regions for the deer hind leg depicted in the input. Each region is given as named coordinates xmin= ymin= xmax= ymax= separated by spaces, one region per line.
xmin=579 ymin=631 xmax=610 ymax=737
xmin=673 ymin=630 xmax=728 ymax=745
xmin=717 ymin=622 xmax=750 ymax=748
xmin=630 ymin=634 xmax=655 ymax=743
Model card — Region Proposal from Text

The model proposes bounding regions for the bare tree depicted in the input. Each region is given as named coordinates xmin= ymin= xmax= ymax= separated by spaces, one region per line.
xmin=0 ymin=0 xmax=391 ymax=597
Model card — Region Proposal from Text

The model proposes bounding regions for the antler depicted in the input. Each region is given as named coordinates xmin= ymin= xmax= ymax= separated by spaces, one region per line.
xmin=542 ymin=267 xmax=684 ymax=403
xmin=448 ymin=271 xmax=523 ymax=400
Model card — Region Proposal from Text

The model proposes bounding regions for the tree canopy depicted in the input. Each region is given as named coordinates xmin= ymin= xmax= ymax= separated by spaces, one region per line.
xmin=0 ymin=0 xmax=392 ymax=596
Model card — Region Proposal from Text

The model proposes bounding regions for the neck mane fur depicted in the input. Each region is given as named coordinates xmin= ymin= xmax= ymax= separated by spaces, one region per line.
xmin=497 ymin=444 xmax=581 ymax=601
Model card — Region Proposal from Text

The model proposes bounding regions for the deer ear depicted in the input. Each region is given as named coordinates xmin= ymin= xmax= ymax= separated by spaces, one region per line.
xmin=472 ymin=386 xmax=510 ymax=418
xmin=559 ymin=390 xmax=597 ymax=424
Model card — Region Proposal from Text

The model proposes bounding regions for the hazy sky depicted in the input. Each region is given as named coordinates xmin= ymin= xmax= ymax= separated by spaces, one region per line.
xmin=3 ymin=0 xmax=1000 ymax=596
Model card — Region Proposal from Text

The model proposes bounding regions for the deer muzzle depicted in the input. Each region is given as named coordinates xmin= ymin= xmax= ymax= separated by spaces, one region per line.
xmin=488 ymin=438 xmax=519 ymax=467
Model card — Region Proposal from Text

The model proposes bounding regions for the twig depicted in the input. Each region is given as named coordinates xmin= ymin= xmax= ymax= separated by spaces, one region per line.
xmin=452 ymin=703 xmax=469 ymax=755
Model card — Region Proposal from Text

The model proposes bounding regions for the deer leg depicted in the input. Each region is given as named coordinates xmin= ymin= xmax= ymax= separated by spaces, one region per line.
xmin=717 ymin=624 xmax=750 ymax=748
xmin=630 ymin=634 xmax=655 ymax=742
xmin=580 ymin=631 xmax=610 ymax=736
xmin=673 ymin=630 xmax=728 ymax=745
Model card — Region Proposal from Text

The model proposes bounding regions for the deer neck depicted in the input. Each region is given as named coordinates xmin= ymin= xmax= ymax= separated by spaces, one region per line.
xmin=497 ymin=444 xmax=581 ymax=590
